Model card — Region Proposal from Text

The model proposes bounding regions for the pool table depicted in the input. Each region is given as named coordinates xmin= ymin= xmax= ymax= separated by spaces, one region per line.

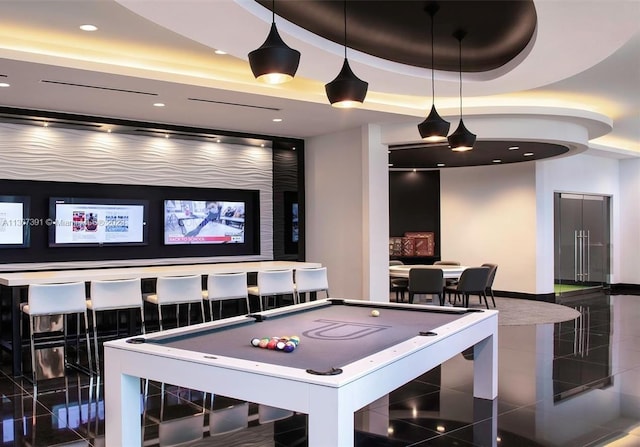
xmin=104 ymin=298 xmax=498 ymax=447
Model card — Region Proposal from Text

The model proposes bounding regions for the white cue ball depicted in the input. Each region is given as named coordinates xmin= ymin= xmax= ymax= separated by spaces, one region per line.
xmin=371 ymin=309 xmax=380 ymax=317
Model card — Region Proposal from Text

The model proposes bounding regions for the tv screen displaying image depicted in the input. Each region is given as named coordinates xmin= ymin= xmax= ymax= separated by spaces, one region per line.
xmin=164 ymin=199 xmax=245 ymax=245
xmin=0 ymin=195 xmax=30 ymax=248
xmin=49 ymin=197 xmax=148 ymax=247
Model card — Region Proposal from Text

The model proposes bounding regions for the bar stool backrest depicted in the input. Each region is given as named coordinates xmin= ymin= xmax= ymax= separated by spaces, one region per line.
xmin=256 ymin=269 xmax=295 ymax=296
xmin=90 ymin=278 xmax=142 ymax=311
xmin=207 ymin=272 xmax=248 ymax=302
xmin=295 ymin=267 xmax=329 ymax=295
xmin=28 ymin=282 xmax=87 ymax=316
xmin=209 ymin=402 xmax=249 ymax=436
xmin=258 ymin=404 xmax=293 ymax=424
xmin=158 ymin=413 xmax=204 ymax=447
xmin=156 ymin=275 xmax=203 ymax=305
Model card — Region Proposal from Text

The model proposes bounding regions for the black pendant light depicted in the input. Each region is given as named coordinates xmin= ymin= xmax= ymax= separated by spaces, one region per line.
xmin=448 ymin=29 xmax=476 ymax=152
xmin=248 ymin=0 xmax=300 ymax=84
xmin=417 ymin=2 xmax=450 ymax=142
xmin=325 ymin=0 xmax=368 ymax=108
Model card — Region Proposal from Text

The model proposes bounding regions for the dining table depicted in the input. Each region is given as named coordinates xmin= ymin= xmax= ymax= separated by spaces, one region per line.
xmin=389 ymin=264 xmax=468 ymax=280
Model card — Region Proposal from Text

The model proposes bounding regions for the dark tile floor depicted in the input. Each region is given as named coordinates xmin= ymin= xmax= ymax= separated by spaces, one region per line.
xmin=0 ymin=294 xmax=637 ymax=446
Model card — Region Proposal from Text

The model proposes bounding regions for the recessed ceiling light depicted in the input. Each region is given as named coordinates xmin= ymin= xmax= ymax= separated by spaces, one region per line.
xmin=437 ymin=163 xmax=445 ymax=167
xmin=153 ymin=103 xmax=165 ymax=107
xmin=79 ymin=24 xmax=98 ymax=32
xmin=0 ymin=82 xmax=9 ymax=88
xmin=492 ymin=159 xmax=502 ymax=163
xmin=272 ymin=118 xmax=283 ymax=122
xmin=214 ymin=49 xmax=227 ymax=55
xmin=508 ymin=146 xmax=520 ymax=150
xmin=523 ymin=152 xmax=534 ymax=156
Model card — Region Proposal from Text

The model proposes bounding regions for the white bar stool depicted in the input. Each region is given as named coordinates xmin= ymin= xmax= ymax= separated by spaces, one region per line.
xmin=202 ymin=272 xmax=250 ymax=320
xmin=143 ymin=275 xmax=205 ymax=331
xmin=247 ymin=269 xmax=295 ymax=311
xmin=21 ymin=282 xmax=92 ymax=385
xmin=87 ymin=278 xmax=145 ymax=374
xmin=294 ymin=267 xmax=330 ymax=303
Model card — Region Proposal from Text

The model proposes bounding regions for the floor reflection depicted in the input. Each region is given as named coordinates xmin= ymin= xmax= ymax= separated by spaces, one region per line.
xmin=0 ymin=293 xmax=637 ymax=446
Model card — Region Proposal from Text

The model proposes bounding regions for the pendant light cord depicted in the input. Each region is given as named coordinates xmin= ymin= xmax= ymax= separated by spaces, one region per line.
xmin=343 ymin=0 xmax=347 ymax=59
xmin=430 ymin=11 xmax=435 ymax=103
xmin=458 ymin=34 xmax=463 ymax=118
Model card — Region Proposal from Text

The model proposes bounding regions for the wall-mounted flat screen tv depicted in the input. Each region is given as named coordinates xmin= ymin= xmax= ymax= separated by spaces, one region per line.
xmin=0 ymin=195 xmax=30 ymax=248
xmin=164 ymin=199 xmax=245 ymax=245
xmin=49 ymin=197 xmax=148 ymax=247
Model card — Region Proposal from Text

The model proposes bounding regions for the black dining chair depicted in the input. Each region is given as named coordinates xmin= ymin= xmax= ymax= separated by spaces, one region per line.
xmin=389 ymin=260 xmax=409 ymax=302
xmin=481 ymin=263 xmax=498 ymax=308
xmin=408 ymin=268 xmax=445 ymax=305
xmin=445 ymin=267 xmax=491 ymax=308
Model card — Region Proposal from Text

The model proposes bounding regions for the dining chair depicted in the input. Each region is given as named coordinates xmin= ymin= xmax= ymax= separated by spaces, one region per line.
xmin=408 ymin=268 xmax=445 ymax=305
xmin=294 ymin=267 xmax=329 ymax=303
xmin=389 ymin=260 xmax=409 ymax=302
xmin=445 ymin=267 xmax=491 ymax=308
xmin=143 ymin=275 xmax=205 ymax=331
xmin=247 ymin=269 xmax=295 ymax=311
xmin=22 ymin=282 xmax=93 ymax=385
xmin=434 ymin=260 xmax=461 ymax=266
xmin=434 ymin=260 xmax=461 ymax=290
xmin=481 ymin=263 xmax=498 ymax=307
xmin=203 ymin=272 xmax=250 ymax=320
xmin=87 ymin=278 xmax=145 ymax=374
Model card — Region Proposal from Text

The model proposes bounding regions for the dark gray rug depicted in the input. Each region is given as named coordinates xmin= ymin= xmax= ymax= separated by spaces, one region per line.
xmin=462 ymin=296 xmax=580 ymax=326
xmin=397 ymin=293 xmax=581 ymax=326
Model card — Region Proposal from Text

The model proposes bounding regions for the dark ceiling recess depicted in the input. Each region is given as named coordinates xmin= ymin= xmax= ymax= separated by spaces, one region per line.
xmin=256 ymin=0 xmax=537 ymax=72
xmin=389 ymin=141 xmax=570 ymax=169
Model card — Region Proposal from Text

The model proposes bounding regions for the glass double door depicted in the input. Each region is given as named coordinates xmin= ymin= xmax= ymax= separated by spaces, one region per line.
xmin=554 ymin=193 xmax=611 ymax=295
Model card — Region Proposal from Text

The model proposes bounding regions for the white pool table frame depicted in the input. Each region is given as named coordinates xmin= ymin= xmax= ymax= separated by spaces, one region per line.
xmin=105 ymin=298 xmax=498 ymax=447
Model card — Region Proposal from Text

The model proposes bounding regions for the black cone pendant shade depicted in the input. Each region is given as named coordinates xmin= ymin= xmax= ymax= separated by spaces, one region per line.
xmin=448 ymin=29 xmax=476 ymax=152
xmin=418 ymin=104 xmax=450 ymax=142
xmin=325 ymin=0 xmax=368 ymax=108
xmin=325 ymin=58 xmax=368 ymax=108
xmin=418 ymin=2 xmax=449 ymax=142
xmin=248 ymin=3 xmax=300 ymax=84
xmin=448 ymin=118 xmax=476 ymax=151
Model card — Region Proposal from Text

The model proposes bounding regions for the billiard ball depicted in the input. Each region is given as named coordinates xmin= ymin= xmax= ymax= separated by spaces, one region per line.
xmin=250 ymin=338 xmax=261 ymax=347
xmin=371 ymin=309 xmax=380 ymax=317
xmin=289 ymin=336 xmax=300 ymax=345
xmin=283 ymin=341 xmax=296 ymax=352
xmin=267 ymin=339 xmax=278 ymax=350
xmin=258 ymin=338 xmax=270 ymax=348
xmin=276 ymin=340 xmax=286 ymax=350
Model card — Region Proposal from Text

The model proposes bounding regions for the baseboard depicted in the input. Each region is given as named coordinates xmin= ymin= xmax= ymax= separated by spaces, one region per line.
xmin=609 ymin=283 xmax=640 ymax=295
xmin=494 ymin=290 xmax=556 ymax=303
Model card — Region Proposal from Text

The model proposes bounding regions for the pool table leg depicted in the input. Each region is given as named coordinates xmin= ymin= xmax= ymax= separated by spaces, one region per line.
xmin=307 ymin=389 xmax=354 ymax=447
xmin=104 ymin=348 xmax=142 ymax=446
xmin=473 ymin=331 xmax=498 ymax=400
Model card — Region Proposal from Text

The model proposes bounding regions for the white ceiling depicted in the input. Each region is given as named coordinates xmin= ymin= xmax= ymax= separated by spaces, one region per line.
xmin=0 ymin=0 xmax=638 ymax=157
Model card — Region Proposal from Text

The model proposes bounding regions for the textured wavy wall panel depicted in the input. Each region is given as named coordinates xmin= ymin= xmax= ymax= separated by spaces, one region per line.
xmin=0 ymin=122 xmax=273 ymax=269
